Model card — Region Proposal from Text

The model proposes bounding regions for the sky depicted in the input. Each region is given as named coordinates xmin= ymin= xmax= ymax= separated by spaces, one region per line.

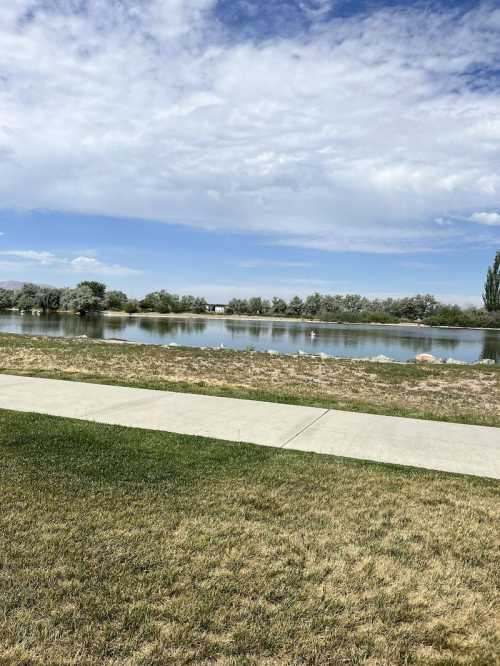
xmin=0 ymin=0 xmax=499 ymax=304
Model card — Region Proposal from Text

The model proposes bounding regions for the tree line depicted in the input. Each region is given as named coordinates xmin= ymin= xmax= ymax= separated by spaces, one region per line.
xmin=0 ymin=251 xmax=499 ymax=326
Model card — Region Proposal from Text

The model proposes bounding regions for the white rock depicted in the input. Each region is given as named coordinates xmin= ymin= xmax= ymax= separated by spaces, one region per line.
xmin=415 ymin=353 xmax=440 ymax=363
xmin=370 ymin=354 xmax=394 ymax=363
xmin=267 ymin=349 xmax=279 ymax=355
xmin=476 ymin=358 xmax=496 ymax=365
xmin=445 ymin=358 xmax=467 ymax=365
xmin=318 ymin=352 xmax=330 ymax=359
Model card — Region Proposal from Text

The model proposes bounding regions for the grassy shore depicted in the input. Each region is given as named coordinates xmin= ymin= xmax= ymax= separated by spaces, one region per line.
xmin=0 ymin=333 xmax=499 ymax=427
xmin=1 ymin=409 xmax=499 ymax=665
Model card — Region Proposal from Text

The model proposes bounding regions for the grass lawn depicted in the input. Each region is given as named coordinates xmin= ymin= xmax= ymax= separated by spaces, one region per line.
xmin=1 ymin=410 xmax=499 ymax=665
xmin=0 ymin=333 xmax=499 ymax=427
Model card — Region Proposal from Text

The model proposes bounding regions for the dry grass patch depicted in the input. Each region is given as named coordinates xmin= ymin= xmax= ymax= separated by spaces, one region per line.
xmin=0 ymin=334 xmax=499 ymax=426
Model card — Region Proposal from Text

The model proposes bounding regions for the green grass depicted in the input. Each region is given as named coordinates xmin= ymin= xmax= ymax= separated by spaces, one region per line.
xmin=1 ymin=409 xmax=499 ymax=665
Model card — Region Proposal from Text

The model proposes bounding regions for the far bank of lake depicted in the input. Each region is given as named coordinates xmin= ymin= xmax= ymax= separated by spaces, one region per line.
xmin=0 ymin=311 xmax=499 ymax=362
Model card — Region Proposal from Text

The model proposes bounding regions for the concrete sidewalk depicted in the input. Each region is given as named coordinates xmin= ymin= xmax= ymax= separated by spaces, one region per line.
xmin=0 ymin=374 xmax=498 ymax=479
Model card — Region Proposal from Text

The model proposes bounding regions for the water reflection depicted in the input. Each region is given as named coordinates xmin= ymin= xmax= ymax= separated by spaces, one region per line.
xmin=481 ymin=331 xmax=500 ymax=362
xmin=0 ymin=311 xmax=498 ymax=363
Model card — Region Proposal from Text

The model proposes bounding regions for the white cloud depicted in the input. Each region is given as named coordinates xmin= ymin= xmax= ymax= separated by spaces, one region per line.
xmin=238 ymin=259 xmax=315 ymax=269
xmin=0 ymin=250 xmax=58 ymax=265
xmin=69 ymin=256 xmax=140 ymax=276
xmin=469 ymin=212 xmax=500 ymax=226
xmin=0 ymin=250 xmax=140 ymax=276
xmin=0 ymin=2 xmax=499 ymax=252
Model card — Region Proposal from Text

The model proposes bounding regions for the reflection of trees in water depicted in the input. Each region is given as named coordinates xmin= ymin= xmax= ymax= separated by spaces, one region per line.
xmin=224 ymin=321 xmax=462 ymax=352
xmin=18 ymin=313 xmax=106 ymax=339
xmin=481 ymin=331 xmax=500 ymax=362
xmin=105 ymin=317 xmax=129 ymax=334
xmin=137 ymin=318 xmax=207 ymax=335
xmin=225 ymin=322 xmax=272 ymax=339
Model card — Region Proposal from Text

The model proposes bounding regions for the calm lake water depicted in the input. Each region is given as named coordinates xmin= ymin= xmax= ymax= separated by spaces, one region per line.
xmin=1 ymin=311 xmax=499 ymax=362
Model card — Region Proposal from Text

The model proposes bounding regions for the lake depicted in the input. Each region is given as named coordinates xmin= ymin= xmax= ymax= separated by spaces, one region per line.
xmin=1 ymin=311 xmax=499 ymax=363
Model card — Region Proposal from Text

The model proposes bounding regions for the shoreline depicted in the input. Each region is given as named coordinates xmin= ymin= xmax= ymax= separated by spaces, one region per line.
xmin=1 ymin=331 xmax=497 ymax=366
xmin=101 ymin=310 xmax=500 ymax=332
xmin=2 ymin=307 xmax=500 ymax=332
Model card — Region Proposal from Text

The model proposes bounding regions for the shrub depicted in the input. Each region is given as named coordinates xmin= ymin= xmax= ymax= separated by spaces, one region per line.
xmin=123 ymin=300 xmax=139 ymax=315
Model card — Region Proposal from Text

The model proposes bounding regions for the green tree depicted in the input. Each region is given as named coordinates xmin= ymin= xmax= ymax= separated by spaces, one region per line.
xmin=227 ymin=298 xmax=248 ymax=315
xmin=15 ymin=283 xmax=38 ymax=311
xmin=271 ymin=297 xmax=287 ymax=315
xmin=261 ymin=299 xmax=271 ymax=315
xmin=78 ymin=281 xmax=106 ymax=299
xmin=36 ymin=287 xmax=61 ymax=312
xmin=287 ymin=296 xmax=304 ymax=317
xmin=247 ymin=297 xmax=265 ymax=315
xmin=61 ymin=286 xmax=102 ymax=315
xmin=140 ymin=290 xmax=179 ymax=314
xmin=105 ymin=290 xmax=128 ymax=310
xmin=191 ymin=297 xmax=208 ymax=314
xmin=179 ymin=295 xmax=195 ymax=312
xmin=342 ymin=294 xmax=368 ymax=313
xmin=123 ymin=299 xmax=139 ymax=314
xmin=0 ymin=288 xmax=14 ymax=310
xmin=483 ymin=251 xmax=500 ymax=312
xmin=320 ymin=294 xmax=343 ymax=315
xmin=303 ymin=292 xmax=322 ymax=318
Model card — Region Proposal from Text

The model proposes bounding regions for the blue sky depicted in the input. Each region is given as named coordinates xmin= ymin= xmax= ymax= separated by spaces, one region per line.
xmin=0 ymin=0 xmax=499 ymax=304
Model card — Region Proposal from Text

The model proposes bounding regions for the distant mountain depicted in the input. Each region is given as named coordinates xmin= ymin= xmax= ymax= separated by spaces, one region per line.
xmin=0 ymin=281 xmax=53 ymax=291
xmin=0 ymin=281 xmax=26 ymax=291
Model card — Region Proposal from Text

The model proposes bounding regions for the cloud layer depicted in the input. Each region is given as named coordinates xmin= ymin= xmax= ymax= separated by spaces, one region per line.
xmin=0 ymin=249 xmax=139 ymax=276
xmin=1 ymin=1 xmax=500 ymax=253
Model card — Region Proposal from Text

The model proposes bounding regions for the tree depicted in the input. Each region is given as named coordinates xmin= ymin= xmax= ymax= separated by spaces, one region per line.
xmin=271 ymin=297 xmax=287 ymax=315
xmin=140 ymin=290 xmax=176 ymax=313
xmin=227 ymin=298 xmax=248 ymax=315
xmin=287 ymin=296 xmax=304 ymax=317
xmin=179 ymin=295 xmax=195 ymax=312
xmin=261 ymin=299 xmax=271 ymax=315
xmin=36 ymin=287 xmax=61 ymax=312
xmin=191 ymin=297 xmax=208 ymax=314
xmin=78 ymin=281 xmax=106 ymax=300
xmin=483 ymin=251 xmax=500 ymax=312
xmin=303 ymin=292 xmax=322 ymax=318
xmin=0 ymin=288 xmax=14 ymax=310
xmin=320 ymin=294 xmax=343 ymax=315
xmin=342 ymin=294 xmax=368 ymax=313
xmin=123 ymin=299 xmax=139 ymax=314
xmin=60 ymin=286 xmax=102 ymax=315
xmin=247 ymin=297 xmax=265 ymax=315
xmin=15 ymin=283 xmax=38 ymax=311
xmin=105 ymin=290 xmax=128 ymax=310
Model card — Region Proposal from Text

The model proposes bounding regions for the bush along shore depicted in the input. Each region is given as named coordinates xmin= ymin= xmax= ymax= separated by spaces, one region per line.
xmin=1 ymin=278 xmax=500 ymax=328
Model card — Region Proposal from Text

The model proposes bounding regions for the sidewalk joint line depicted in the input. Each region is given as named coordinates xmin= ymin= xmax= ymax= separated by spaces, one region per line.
xmin=280 ymin=409 xmax=330 ymax=449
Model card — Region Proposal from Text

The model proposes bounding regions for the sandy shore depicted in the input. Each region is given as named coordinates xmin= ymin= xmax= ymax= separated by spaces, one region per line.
xmin=102 ymin=310 xmax=430 ymax=327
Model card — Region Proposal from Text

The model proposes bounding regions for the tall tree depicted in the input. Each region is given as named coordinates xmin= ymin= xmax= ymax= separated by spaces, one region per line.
xmin=61 ymin=286 xmax=102 ymax=315
xmin=77 ymin=281 xmax=106 ymax=300
xmin=36 ymin=287 xmax=61 ymax=312
xmin=483 ymin=251 xmax=500 ymax=312
xmin=0 ymin=288 xmax=14 ymax=310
